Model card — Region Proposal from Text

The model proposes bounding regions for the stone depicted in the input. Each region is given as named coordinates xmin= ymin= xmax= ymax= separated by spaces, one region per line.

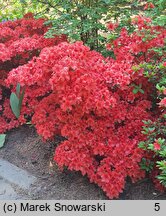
xmin=0 ymin=159 xmax=36 ymax=190
xmin=0 ymin=179 xmax=20 ymax=200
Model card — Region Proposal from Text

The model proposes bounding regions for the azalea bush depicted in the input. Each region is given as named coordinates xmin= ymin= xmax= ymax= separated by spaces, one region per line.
xmin=0 ymin=1 xmax=165 ymax=199
xmin=6 ymin=41 xmax=150 ymax=198
xmin=106 ymin=15 xmax=166 ymax=194
xmin=0 ymin=13 xmax=67 ymax=133
xmin=5 ymin=14 xmax=165 ymax=198
xmin=139 ymin=62 xmax=166 ymax=190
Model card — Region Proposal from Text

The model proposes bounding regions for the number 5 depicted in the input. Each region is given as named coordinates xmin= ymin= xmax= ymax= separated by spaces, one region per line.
xmin=154 ymin=203 xmax=160 ymax=211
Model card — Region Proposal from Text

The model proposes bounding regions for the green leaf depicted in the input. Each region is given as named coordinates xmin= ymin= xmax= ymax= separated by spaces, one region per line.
xmin=10 ymin=93 xmax=20 ymax=119
xmin=142 ymin=120 xmax=152 ymax=125
xmin=140 ymin=158 xmax=154 ymax=172
xmin=148 ymin=127 xmax=155 ymax=131
xmin=142 ymin=38 xmax=147 ymax=42
xmin=157 ymin=138 xmax=165 ymax=145
xmin=133 ymin=88 xmax=139 ymax=94
xmin=18 ymin=87 xmax=25 ymax=110
xmin=138 ymin=141 xmax=146 ymax=150
xmin=0 ymin=134 xmax=6 ymax=148
xmin=156 ymin=84 xmax=160 ymax=90
xmin=141 ymin=131 xmax=148 ymax=135
xmin=26 ymin=121 xmax=32 ymax=125
xmin=148 ymin=144 xmax=154 ymax=150
xmin=102 ymin=0 xmax=111 ymax=4
xmin=139 ymin=89 xmax=144 ymax=94
xmin=16 ymin=83 xmax=21 ymax=97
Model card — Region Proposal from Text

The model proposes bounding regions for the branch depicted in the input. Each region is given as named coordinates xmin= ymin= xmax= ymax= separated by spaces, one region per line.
xmin=37 ymin=0 xmax=63 ymax=15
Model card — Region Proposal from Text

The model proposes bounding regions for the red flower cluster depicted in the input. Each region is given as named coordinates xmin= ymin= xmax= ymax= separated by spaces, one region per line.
xmin=0 ymin=14 xmax=67 ymax=133
xmin=7 ymin=41 xmax=149 ymax=198
xmin=144 ymin=2 xmax=155 ymax=10
xmin=153 ymin=140 xmax=161 ymax=151
xmin=159 ymin=97 xmax=166 ymax=108
xmin=107 ymin=22 xmax=118 ymax=31
xmin=4 ymin=15 xmax=166 ymax=198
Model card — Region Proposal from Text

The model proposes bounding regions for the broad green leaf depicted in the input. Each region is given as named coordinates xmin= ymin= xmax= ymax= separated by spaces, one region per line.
xmin=18 ymin=87 xmax=25 ymax=110
xmin=16 ymin=83 xmax=21 ymax=97
xmin=0 ymin=134 xmax=6 ymax=148
xmin=10 ymin=93 xmax=20 ymax=119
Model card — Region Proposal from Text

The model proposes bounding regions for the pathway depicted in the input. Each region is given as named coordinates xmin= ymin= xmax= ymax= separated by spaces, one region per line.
xmin=0 ymin=159 xmax=36 ymax=200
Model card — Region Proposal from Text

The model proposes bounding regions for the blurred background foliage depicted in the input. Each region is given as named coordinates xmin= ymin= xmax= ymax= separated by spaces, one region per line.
xmin=0 ymin=0 xmax=43 ymax=20
xmin=0 ymin=0 xmax=165 ymax=53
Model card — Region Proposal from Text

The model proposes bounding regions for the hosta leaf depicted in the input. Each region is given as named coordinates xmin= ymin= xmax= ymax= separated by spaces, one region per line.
xmin=16 ymin=83 xmax=21 ymax=97
xmin=18 ymin=87 xmax=25 ymax=110
xmin=10 ymin=92 xmax=20 ymax=119
xmin=0 ymin=134 xmax=6 ymax=148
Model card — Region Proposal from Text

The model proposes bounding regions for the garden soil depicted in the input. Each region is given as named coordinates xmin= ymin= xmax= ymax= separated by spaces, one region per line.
xmin=0 ymin=125 xmax=166 ymax=200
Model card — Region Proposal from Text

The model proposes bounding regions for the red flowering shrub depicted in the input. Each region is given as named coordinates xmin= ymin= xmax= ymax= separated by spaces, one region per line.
xmin=108 ymin=15 xmax=166 ymax=192
xmin=0 ymin=13 xmax=67 ymax=133
xmin=4 ymin=15 xmax=166 ymax=199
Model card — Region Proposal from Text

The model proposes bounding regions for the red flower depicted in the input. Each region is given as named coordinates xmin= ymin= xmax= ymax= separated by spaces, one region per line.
xmin=154 ymin=141 xmax=161 ymax=151
xmin=163 ymin=62 xmax=166 ymax=67
xmin=149 ymin=3 xmax=155 ymax=8
xmin=159 ymin=98 xmax=166 ymax=108
xmin=163 ymin=89 xmax=166 ymax=95
xmin=107 ymin=22 xmax=118 ymax=31
xmin=144 ymin=2 xmax=155 ymax=10
xmin=144 ymin=3 xmax=149 ymax=10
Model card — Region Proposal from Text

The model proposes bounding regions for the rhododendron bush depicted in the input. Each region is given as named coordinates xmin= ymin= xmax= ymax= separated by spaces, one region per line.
xmin=5 ymin=15 xmax=165 ymax=199
xmin=0 ymin=13 xmax=67 ymax=133
xmin=6 ymin=40 xmax=149 ymax=198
